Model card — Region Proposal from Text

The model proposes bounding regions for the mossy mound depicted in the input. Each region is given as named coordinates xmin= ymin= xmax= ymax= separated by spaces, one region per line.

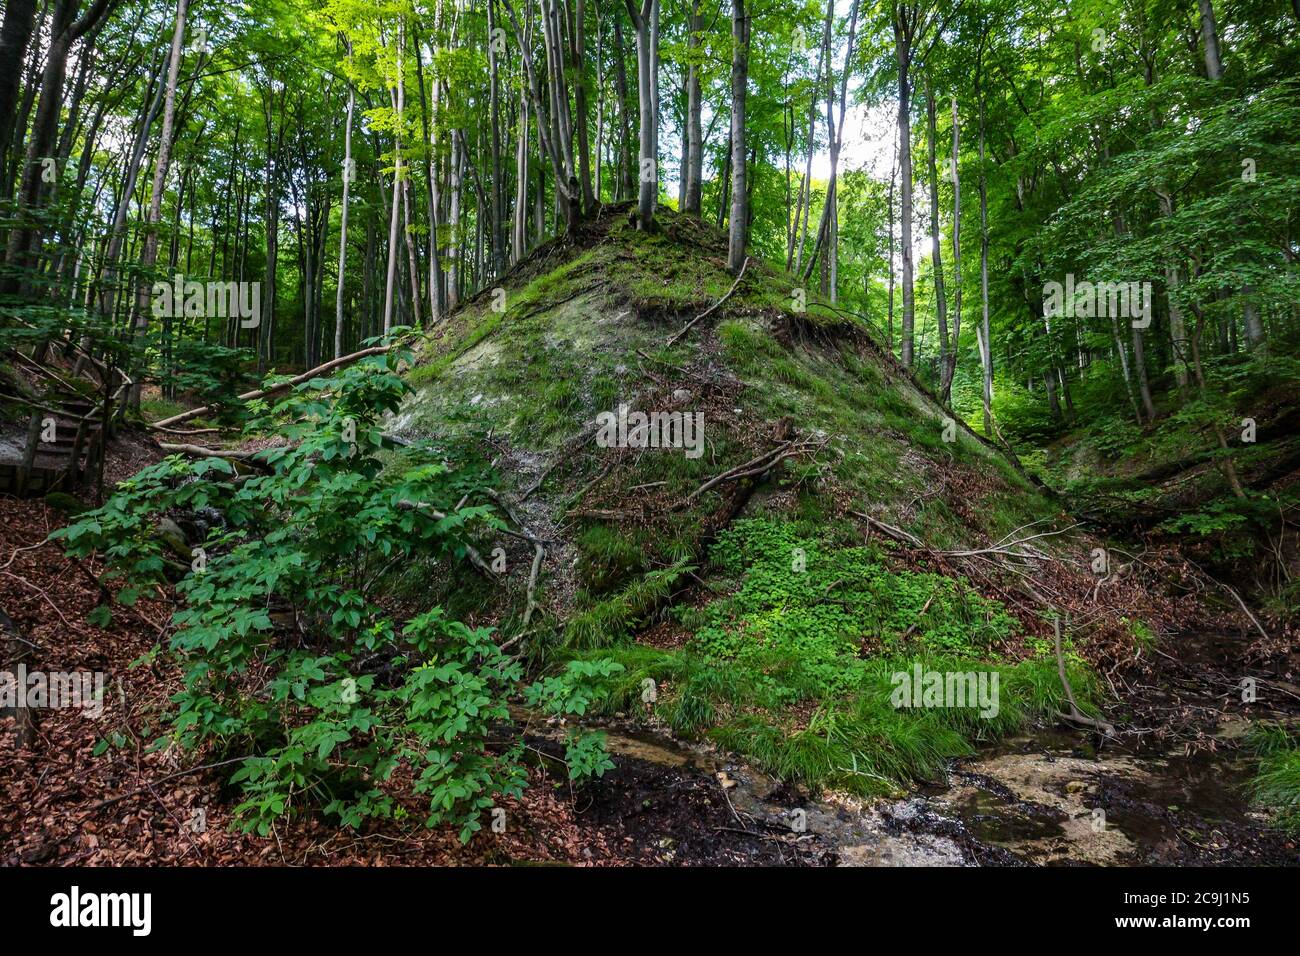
xmin=389 ymin=203 xmax=1087 ymax=794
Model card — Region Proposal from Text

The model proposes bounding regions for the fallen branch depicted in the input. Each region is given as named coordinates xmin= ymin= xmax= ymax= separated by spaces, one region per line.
xmin=150 ymin=345 xmax=393 ymax=429
xmin=521 ymin=423 xmax=600 ymax=500
xmin=1052 ymin=615 xmax=1117 ymax=737
xmin=158 ymin=442 xmax=264 ymax=461
xmin=521 ymin=542 xmax=545 ymax=630
xmin=149 ymin=424 xmax=225 ymax=437
xmin=940 ymin=523 xmax=1080 ymax=561
xmin=665 ymin=256 xmax=748 ymax=348
xmin=1187 ymin=560 xmax=1270 ymax=641
xmin=900 ymin=588 xmax=940 ymax=640
xmin=396 ymin=499 xmax=496 ymax=577
xmin=678 ymin=437 xmax=821 ymax=508
xmin=852 ymin=512 xmax=923 ymax=548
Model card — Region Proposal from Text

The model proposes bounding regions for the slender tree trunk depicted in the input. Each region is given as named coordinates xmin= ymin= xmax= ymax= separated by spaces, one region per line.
xmin=806 ymin=0 xmax=858 ymax=303
xmin=335 ymin=49 xmax=354 ymax=358
xmin=512 ymin=51 xmax=531 ymax=264
xmin=414 ymin=31 xmax=445 ymax=322
xmin=793 ymin=4 xmax=831 ymax=275
xmin=503 ymin=0 xmax=580 ymax=232
xmin=0 ymin=0 xmax=39 ymax=185
xmin=887 ymin=135 xmax=897 ymax=355
xmin=4 ymin=0 xmax=117 ymax=290
xmin=1188 ymin=306 xmax=1245 ymax=497
xmin=726 ymin=0 xmax=749 ymax=273
xmin=612 ymin=12 xmax=634 ymax=201
xmin=942 ymin=93 xmax=961 ymax=404
xmin=129 ymin=0 xmax=188 ymax=404
xmin=1198 ymin=0 xmax=1224 ymax=79
xmin=683 ymin=0 xmax=703 ymax=215
xmin=624 ymin=0 xmax=658 ymax=229
xmin=896 ymin=22 xmax=915 ymax=367
xmin=570 ymin=0 xmax=597 ymax=214
xmin=924 ymin=74 xmax=949 ymax=383
xmin=382 ymin=24 xmax=405 ymax=333
xmin=487 ymin=0 xmax=507 ymax=274
xmin=447 ymin=130 xmax=462 ymax=310
xmin=976 ymin=87 xmax=993 ymax=434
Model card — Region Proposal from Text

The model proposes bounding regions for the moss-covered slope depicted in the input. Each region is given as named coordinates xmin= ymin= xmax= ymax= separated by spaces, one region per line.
xmin=388 ymin=203 xmax=1094 ymax=794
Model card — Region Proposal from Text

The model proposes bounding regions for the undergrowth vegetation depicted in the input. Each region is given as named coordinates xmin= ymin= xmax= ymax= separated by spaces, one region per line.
xmin=1247 ymin=726 xmax=1300 ymax=834
xmin=55 ymin=341 xmax=619 ymax=841
xmin=562 ymin=518 xmax=1097 ymax=795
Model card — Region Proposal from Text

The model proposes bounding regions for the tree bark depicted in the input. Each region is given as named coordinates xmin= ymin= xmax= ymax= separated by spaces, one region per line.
xmin=726 ymin=0 xmax=749 ymax=273
xmin=924 ymin=74 xmax=949 ymax=384
xmin=976 ymin=81 xmax=993 ymax=435
xmin=895 ymin=13 xmax=915 ymax=367
xmin=128 ymin=0 xmax=188 ymax=403
xmin=682 ymin=0 xmax=703 ymax=215
xmin=624 ymin=0 xmax=659 ymax=230
xmin=0 ymin=0 xmax=40 ymax=189
xmin=487 ymin=0 xmax=507 ymax=273
xmin=336 ymin=44 xmax=354 ymax=357
xmin=1198 ymin=0 xmax=1224 ymax=80
xmin=942 ymin=93 xmax=961 ymax=404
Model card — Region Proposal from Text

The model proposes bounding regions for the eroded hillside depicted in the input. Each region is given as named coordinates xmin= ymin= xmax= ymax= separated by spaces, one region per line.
xmin=384 ymin=204 xmax=1197 ymax=794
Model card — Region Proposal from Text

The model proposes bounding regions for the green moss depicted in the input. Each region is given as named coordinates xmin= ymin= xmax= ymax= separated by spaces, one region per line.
xmin=565 ymin=559 xmax=693 ymax=649
xmin=565 ymin=517 xmax=1098 ymax=795
xmin=575 ymin=525 xmax=649 ymax=593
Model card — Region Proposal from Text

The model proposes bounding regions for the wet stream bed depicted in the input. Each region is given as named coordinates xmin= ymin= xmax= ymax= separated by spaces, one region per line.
xmin=526 ymin=631 xmax=1299 ymax=866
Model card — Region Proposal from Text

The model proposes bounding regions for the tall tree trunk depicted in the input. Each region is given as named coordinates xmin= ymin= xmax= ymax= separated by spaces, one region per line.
xmin=447 ymin=130 xmax=462 ymax=310
xmin=336 ymin=45 xmax=354 ymax=358
xmin=726 ymin=0 xmax=749 ymax=273
xmin=0 ymin=0 xmax=41 ymax=189
xmin=414 ymin=30 xmax=445 ymax=323
xmin=1156 ymin=189 xmax=1189 ymax=391
xmin=976 ymin=85 xmax=993 ymax=434
xmin=924 ymin=74 xmax=949 ymax=383
xmin=942 ymin=93 xmax=961 ymax=404
xmin=382 ymin=23 xmax=405 ymax=333
xmin=624 ymin=0 xmax=658 ymax=230
xmin=1198 ymin=0 xmax=1224 ymax=79
xmin=503 ymin=0 xmax=580 ymax=232
xmin=793 ymin=3 xmax=831 ymax=275
xmin=895 ymin=18 xmax=915 ymax=368
xmin=887 ymin=136 xmax=897 ymax=355
xmin=129 ymin=0 xmax=188 ymax=404
xmin=570 ymin=0 xmax=597 ymax=214
xmin=682 ymin=0 xmax=703 ymax=215
xmin=805 ymin=0 xmax=859 ymax=303
xmin=3 ymin=0 xmax=118 ymax=291
xmin=1130 ymin=319 xmax=1157 ymax=421
xmin=486 ymin=0 xmax=507 ymax=274
xmin=512 ymin=49 xmax=531 ymax=265
xmin=612 ymin=12 xmax=634 ymax=201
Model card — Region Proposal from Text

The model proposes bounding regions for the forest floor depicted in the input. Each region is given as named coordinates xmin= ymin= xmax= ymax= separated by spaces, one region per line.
xmin=3 ymin=440 xmax=1297 ymax=865
xmin=0 ymin=485 xmax=812 ymax=866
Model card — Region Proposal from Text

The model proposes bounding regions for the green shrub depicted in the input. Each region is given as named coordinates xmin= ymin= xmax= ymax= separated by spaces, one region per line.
xmin=56 ymin=340 xmax=616 ymax=841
